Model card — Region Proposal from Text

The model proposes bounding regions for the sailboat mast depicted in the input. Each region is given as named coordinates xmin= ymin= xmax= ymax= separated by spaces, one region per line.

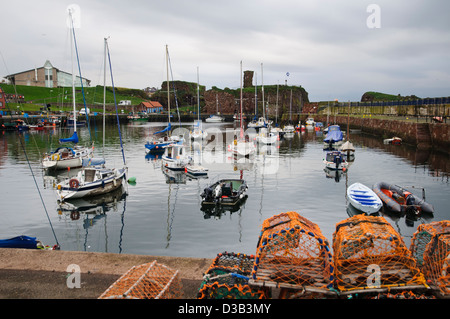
xmin=166 ymin=45 xmax=170 ymax=135
xmin=240 ymin=61 xmax=243 ymax=137
xmin=197 ymin=66 xmax=200 ymax=121
xmin=261 ymin=63 xmax=265 ymax=120
xmin=69 ymin=10 xmax=76 ymax=133
xmin=103 ymin=37 xmax=107 ymax=155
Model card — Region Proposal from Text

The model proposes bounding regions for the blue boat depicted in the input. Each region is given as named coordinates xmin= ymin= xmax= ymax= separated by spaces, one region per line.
xmin=323 ymin=125 xmax=344 ymax=148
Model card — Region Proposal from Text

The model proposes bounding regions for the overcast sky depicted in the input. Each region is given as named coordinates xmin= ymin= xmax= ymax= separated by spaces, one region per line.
xmin=1 ymin=0 xmax=449 ymax=102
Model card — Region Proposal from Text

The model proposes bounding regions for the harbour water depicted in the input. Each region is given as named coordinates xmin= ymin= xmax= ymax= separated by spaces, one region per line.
xmin=0 ymin=120 xmax=449 ymax=259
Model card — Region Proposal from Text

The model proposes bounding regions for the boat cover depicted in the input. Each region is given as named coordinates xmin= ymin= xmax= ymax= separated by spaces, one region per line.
xmin=59 ymin=131 xmax=79 ymax=144
xmin=0 ymin=235 xmax=40 ymax=249
xmin=324 ymin=125 xmax=343 ymax=143
xmin=82 ymin=157 xmax=106 ymax=166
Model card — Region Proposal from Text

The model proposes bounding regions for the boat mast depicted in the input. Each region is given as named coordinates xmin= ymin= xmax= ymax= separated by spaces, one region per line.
xmin=103 ymin=37 xmax=107 ymax=156
xmin=197 ymin=66 xmax=200 ymax=122
xmin=166 ymin=45 xmax=170 ymax=136
xmin=261 ymin=63 xmax=265 ymax=120
xmin=240 ymin=61 xmax=243 ymax=138
xmin=69 ymin=9 xmax=76 ymax=133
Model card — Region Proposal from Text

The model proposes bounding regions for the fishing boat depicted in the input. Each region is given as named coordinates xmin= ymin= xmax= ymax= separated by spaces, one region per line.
xmin=323 ymin=125 xmax=344 ymax=148
xmin=248 ymin=116 xmax=268 ymax=128
xmin=145 ymin=45 xmax=184 ymax=153
xmin=162 ymin=143 xmax=193 ymax=171
xmin=323 ymin=150 xmax=348 ymax=170
xmin=347 ymin=182 xmax=382 ymax=215
xmin=372 ymin=182 xmax=434 ymax=215
xmin=200 ymin=179 xmax=248 ymax=206
xmin=56 ymin=166 xmax=126 ymax=200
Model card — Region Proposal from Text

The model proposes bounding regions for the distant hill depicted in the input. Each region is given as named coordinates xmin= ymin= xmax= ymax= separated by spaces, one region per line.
xmin=361 ymin=91 xmax=419 ymax=102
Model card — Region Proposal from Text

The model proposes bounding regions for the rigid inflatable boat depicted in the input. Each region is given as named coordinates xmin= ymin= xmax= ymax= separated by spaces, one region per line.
xmin=372 ymin=182 xmax=434 ymax=215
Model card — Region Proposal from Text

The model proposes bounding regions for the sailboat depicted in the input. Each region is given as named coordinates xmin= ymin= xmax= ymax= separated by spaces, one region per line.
xmin=255 ymin=63 xmax=277 ymax=145
xmin=205 ymin=93 xmax=224 ymax=122
xmin=228 ymin=61 xmax=256 ymax=157
xmin=190 ymin=67 xmax=207 ymax=140
xmin=56 ymin=37 xmax=127 ymax=201
xmin=339 ymin=101 xmax=355 ymax=161
xmin=283 ymin=90 xmax=295 ymax=137
xmin=145 ymin=45 xmax=183 ymax=154
xmin=42 ymin=12 xmax=93 ymax=170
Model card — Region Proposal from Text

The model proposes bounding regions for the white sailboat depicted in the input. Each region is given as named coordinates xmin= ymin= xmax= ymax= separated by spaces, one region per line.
xmin=283 ymin=90 xmax=295 ymax=137
xmin=56 ymin=37 xmax=127 ymax=201
xmin=145 ymin=45 xmax=183 ymax=153
xmin=205 ymin=93 xmax=224 ymax=122
xmin=190 ymin=67 xmax=207 ymax=140
xmin=255 ymin=63 xmax=277 ymax=145
xmin=228 ymin=61 xmax=256 ymax=157
xmin=42 ymin=11 xmax=93 ymax=170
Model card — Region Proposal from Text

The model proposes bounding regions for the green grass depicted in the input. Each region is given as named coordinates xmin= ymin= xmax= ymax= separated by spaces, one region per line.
xmin=0 ymin=84 xmax=149 ymax=113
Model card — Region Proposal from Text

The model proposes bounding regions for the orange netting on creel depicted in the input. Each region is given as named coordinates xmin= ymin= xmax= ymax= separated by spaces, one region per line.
xmin=198 ymin=252 xmax=268 ymax=299
xmin=98 ymin=261 xmax=183 ymax=299
xmin=411 ymin=220 xmax=450 ymax=296
xmin=333 ymin=215 xmax=427 ymax=294
xmin=250 ymin=212 xmax=334 ymax=296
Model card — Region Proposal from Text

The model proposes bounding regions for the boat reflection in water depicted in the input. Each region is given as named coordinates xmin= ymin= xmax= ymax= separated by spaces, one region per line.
xmin=57 ymin=186 xmax=127 ymax=221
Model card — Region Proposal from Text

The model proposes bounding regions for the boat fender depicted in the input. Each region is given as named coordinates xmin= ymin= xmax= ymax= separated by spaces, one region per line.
xmin=70 ymin=211 xmax=80 ymax=220
xmin=69 ymin=178 xmax=79 ymax=189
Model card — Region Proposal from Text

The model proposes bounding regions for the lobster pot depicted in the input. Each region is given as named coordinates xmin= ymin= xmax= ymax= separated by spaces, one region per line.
xmin=411 ymin=221 xmax=450 ymax=296
xmin=333 ymin=215 xmax=427 ymax=295
xmin=198 ymin=252 xmax=267 ymax=299
xmin=99 ymin=261 xmax=183 ymax=299
xmin=250 ymin=212 xmax=335 ymax=297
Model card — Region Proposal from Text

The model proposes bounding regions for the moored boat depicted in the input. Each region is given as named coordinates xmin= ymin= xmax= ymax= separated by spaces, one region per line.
xmin=372 ymin=182 xmax=434 ymax=215
xmin=162 ymin=143 xmax=193 ymax=171
xmin=200 ymin=179 xmax=248 ymax=206
xmin=323 ymin=150 xmax=348 ymax=170
xmin=56 ymin=166 xmax=126 ymax=200
xmin=347 ymin=182 xmax=382 ymax=215
xmin=185 ymin=164 xmax=208 ymax=177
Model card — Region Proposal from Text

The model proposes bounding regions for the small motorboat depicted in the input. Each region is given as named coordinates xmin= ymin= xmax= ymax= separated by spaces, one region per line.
xmin=323 ymin=150 xmax=348 ymax=170
xmin=185 ymin=164 xmax=208 ymax=177
xmin=162 ymin=143 xmax=193 ymax=171
xmin=323 ymin=125 xmax=344 ymax=148
xmin=372 ymin=182 xmax=434 ymax=215
xmin=383 ymin=137 xmax=402 ymax=145
xmin=201 ymin=179 xmax=248 ymax=206
xmin=347 ymin=182 xmax=382 ymax=215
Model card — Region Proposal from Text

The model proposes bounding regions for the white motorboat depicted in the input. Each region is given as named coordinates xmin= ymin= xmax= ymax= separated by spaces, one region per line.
xmin=162 ymin=143 xmax=193 ymax=171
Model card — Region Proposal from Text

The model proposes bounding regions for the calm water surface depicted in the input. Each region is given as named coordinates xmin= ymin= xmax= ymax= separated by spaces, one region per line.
xmin=0 ymin=120 xmax=449 ymax=259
